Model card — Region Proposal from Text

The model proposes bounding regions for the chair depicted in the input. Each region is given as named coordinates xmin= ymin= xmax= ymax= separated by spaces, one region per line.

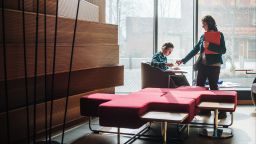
xmin=141 ymin=62 xmax=189 ymax=89
xmin=251 ymin=78 xmax=256 ymax=109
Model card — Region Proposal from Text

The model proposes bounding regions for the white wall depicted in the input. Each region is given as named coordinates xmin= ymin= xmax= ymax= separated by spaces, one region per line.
xmin=58 ymin=0 xmax=99 ymax=22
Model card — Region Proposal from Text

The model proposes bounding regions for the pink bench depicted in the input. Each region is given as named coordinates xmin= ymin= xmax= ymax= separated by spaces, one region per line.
xmin=99 ymin=92 xmax=195 ymax=128
xmin=80 ymin=86 xmax=237 ymax=142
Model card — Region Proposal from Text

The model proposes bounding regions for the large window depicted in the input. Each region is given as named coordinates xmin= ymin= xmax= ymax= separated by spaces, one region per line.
xmin=158 ymin=0 xmax=194 ymax=85
xmin=106 ymin=0 xmax=154 ymax=92
xmin=106 ymin=0 xmax=256 ymax=93
xmin=199 ymin=0 xmax=256 ymax=88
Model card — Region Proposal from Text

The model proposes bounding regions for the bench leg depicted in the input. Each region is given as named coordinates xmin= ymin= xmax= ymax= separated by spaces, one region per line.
xmin=213 ymin=109 xmax=219 ymax=136
xmin=187 ymin=124 xmax=190 ymax=137
xmin=117 ymin=127 xmax=120 ymax=144
xmin=199 ymin=109 xmax=233 ymax=138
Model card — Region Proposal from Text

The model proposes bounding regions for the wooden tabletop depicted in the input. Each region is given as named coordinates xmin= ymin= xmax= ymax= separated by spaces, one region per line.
xmin=235 ymin=69 xmax=256 ymax=74
xmin=235 ymin=69 xmax=253 ymax=71
xmin=165 ymin=69 xmax=187 ymax=74
xmin=141 ymin=111 xmax=189 ymax=123
xmin=198 ymin=102 xmax=235 ymax=111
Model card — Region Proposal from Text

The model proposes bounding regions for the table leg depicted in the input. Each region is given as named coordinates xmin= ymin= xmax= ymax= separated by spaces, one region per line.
xmin=213 ymin=109 xmax=218 ymax=137
xmin=161 ymin=122 xmax=164 ymax=136
xmin=162 ymin=122 xmax=168 ymax=144
xmin=187 ymin=124 xmax=190 ymax=136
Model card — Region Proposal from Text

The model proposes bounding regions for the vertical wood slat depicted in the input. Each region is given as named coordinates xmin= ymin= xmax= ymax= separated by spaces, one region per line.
xmin=0 ymin=10 xmax=119 ymax=80
xmin=0 ymin=0 xmax=122 ymax=143
xmin=0 ymin=87 xmax=115 ymax=143
xmin=0 ymin=65 xmax=124 ymax=113
xmin=0 ymin=44 xmax=119 ymax=80
xmin=0 ymin=0 xmax=105 ymax=22
xmin=0 ymin=9 xmax=117 ymax=44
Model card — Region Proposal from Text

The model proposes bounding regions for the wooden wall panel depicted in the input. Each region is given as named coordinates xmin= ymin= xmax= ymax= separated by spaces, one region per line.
xmin=0 ymin=44 xmax=119 ymax=80
xmin=0 ymin=0 xmax=60 ymax=15
xmin=37 ymin=0 xmax=57 ymax=15
xmin=0 ymin=87 xmax=115 ymax=143
xmin=0 ymin=1 xmax=122 ymax=143
xmin=0 ymin=10 xmax=119 ymax=80
xmin=0 ymin=10 xmax=117 ymax=44
xmin=3 ymin=9 xmax=114 ymax=33
xmin=0 ymin=0 xmax=103 ymax=21
xmin=0 ymin=0 xmax=21 ymax=10
xmin=0 ymin=65 xmax=124 ymax=112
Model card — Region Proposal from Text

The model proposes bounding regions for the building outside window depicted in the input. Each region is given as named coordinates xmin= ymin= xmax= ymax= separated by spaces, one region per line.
xmin=158 ymin=0 xmax=194 ymax=85
xmin=106 ymin=0 xmax=256 ymax=93
xmin=199 ymin=0 xmax=256 ymax=88
xmin=106 ymin=0 xmax=154 ymax=92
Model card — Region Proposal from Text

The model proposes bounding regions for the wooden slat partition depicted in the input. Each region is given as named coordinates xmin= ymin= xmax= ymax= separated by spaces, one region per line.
xmin=0 ymin=87 xmax=115 ymax=143
xmin=0 ymin=0 xmax=101 ymax=18
xmin=0 ymin=9 xmax=117 ymax=44
xmin=0 ymin=0 xmax=58 ymax=15
xmin=0 ymin=44 xmax=119 ymax=80
xmin=0 ymin=1 xmax=122 ymax=143
xmin=0 ymin=65 xmax=124 ymax=112
xmin=0 ymin=9 xmax=119 ymax=80
xmin=0 ymin=0 xmax=22 ymax=11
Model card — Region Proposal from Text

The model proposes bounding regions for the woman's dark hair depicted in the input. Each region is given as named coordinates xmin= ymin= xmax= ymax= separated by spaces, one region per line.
xmin=202 ymin=15 xmax=218 ymax=31
xmin=162 ymin=42 xmax=174 ymax=50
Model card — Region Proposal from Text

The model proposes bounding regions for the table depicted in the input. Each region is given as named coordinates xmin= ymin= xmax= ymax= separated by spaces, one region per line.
xmin=197 ymin=102 xmax=235 ymax=138
xmin=165 ymin=69 xmax=187 ymax=88
xmin=235 ymin=69 xmax=256 ymax=74
xmin=205 ymin=81 xmax=240 ymax=89
xmin=141 ymin=111 xmax=188 ymax=144
xmin=235 ymin=69 xmax=256 ymax=109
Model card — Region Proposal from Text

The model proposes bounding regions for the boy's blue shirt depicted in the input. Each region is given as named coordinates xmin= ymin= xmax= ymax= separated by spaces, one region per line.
xmin=151 ymin=52 xmax=168 ymax=71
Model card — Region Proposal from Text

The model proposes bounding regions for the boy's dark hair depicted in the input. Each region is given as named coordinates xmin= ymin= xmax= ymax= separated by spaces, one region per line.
xmin=162 ymin=42 xmax=174 ymax=50
xmin=202 ymin=15 xmax=218 ymax=31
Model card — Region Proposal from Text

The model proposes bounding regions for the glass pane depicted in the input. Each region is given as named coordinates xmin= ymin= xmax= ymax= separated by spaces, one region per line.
xmin=106 ymin=0 xmax=118 ymax=24
xmin=106 ymin=0 xmax=154 ymax=92
xmin=198 ymin=0 xmax=256 ymax=88
xmin=158 ymin=0 xmax=194 ymax=84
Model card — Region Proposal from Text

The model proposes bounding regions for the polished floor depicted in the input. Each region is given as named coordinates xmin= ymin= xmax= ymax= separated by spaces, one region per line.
xmin=53 ymin=106 xmax=256 ymax=144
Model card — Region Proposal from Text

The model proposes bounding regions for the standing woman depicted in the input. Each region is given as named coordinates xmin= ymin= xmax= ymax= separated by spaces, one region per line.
xmin=176 ymin=15 xmax=227 ymax=118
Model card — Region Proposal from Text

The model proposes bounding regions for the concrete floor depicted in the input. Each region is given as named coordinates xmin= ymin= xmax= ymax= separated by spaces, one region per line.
xmin=53 ymin=106 xmax=256 ymax=144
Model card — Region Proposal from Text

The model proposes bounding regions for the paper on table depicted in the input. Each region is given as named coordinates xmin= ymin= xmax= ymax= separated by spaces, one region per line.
xmin=172 ymin=63 xmax=180 ymax=70
xmin=166 ymin=67 xmax=187 ymax=74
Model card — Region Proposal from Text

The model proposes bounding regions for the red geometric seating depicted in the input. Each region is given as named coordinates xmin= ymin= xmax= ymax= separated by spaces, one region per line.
xmin=140 ymin=87 xmax=237 ymax=111
xmin=80 ymin=93 xmax=126 ymax=116
xmin=99 ymin=92 xmax=195 ymax=128
xmin=199 ymin=90 xmax=237 ymax=112
xmin=80 ymin=86 xmax=237 ymax=129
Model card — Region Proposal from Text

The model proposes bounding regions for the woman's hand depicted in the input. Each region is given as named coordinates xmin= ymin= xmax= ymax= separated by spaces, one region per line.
xmin=166 ymin=63 xmax=174 ymax=67
xmin=176 ymin=60 xmax=183 ymax=66
xmin=203 ymin=41 xmax=209 ymax=48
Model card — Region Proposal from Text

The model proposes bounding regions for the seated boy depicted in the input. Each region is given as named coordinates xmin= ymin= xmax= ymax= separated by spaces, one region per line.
xmin=151 ymin=42 xmax=189 ymax=87
xmin=151 ymin=42 xmax=174 ymax=71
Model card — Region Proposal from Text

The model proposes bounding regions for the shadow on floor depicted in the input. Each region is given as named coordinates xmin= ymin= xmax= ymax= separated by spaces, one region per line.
xmin=71 ymin=134 xmax=115 ymax=144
